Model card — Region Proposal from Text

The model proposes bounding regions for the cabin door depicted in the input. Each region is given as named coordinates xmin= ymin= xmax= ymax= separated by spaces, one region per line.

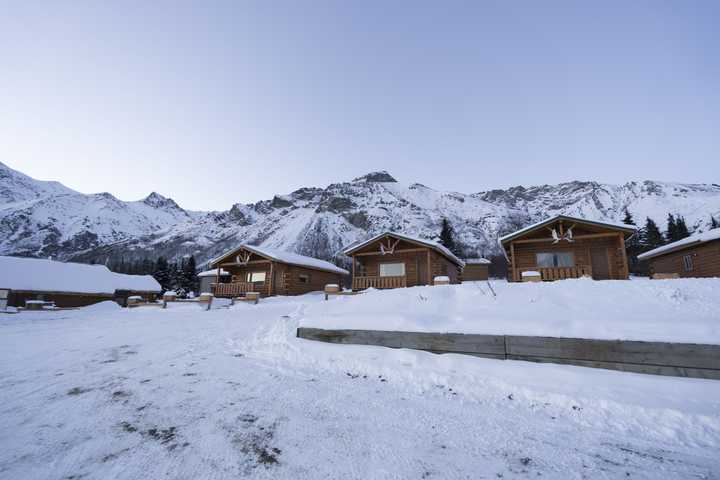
xmin=417 ymin=257 xmax=428 ymax=286
xmin=590 ymin=247 xmax=610 ymax=280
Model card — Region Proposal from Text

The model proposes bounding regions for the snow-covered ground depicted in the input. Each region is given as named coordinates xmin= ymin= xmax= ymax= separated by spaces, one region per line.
xmin=303 ymin=278 xmax=720 ymax=344
xmin=1 ymin=291 xmax=719 ymax=479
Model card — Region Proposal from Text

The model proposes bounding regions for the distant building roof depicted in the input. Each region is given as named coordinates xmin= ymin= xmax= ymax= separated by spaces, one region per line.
xmin=638 ymin=228 xmax=720 ymax=261
xmin=342 ymin=232 xmax=465 ymax=267
xmin=0 ymin=256 xmax=161 ymax=294
xmin=210 ymin=245 xmax=348 ymax=275
xmin=463 ymin=258 xmax=491 ymax=265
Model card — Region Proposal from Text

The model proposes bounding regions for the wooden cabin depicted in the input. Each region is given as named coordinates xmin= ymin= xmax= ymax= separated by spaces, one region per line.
xmin=208 ymin=245 xmax=348 ymax=298
xmin=461 ymin=258 xmax=491 ymax=281
xmin=0 ymin=256 xmax=160 ymax=308
xmin=638 ymin=228 xmax=720 ymax=278
xmin=342 ymin=232 xmax=464 ymax=290
xmin=499 ymin=215 xmax=636 ymax=282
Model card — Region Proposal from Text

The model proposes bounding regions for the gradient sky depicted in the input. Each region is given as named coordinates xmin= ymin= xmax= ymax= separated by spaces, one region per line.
xmin=1 ymin=1 xmax=718 ymax=210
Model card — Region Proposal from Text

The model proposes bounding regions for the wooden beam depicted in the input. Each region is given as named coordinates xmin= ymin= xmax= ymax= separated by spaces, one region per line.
xmin=268 ymin=261 xmax=274 ymax=296
xmin=352 ymin=247 xmax=428 ymax=257
xmin=510 ymin=242 xmax=516 ymax=282
xmin=618 ymin=233 xmax=629 ymax=279
xmin=218 ymin=259 xmax=272 ymax=267
xmin=513 ymin=232 xmax=623 ymax=244
xmin=426 ymin=250 xmax=431 ymax=285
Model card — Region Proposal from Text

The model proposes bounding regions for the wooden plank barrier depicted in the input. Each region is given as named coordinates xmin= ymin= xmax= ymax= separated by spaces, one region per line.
xmin=296 ymin=328 xmax=720 ymax=380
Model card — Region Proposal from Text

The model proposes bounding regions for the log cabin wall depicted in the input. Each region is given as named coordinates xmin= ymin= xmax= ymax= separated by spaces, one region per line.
xmin=354 ymin=248 xmax=461 ymax=286
xmin=462 ymin=264 xmax=489 ymax=281
xmin=511 ymin=236 xmax=625 ymax=280
xmin=283 ymin=266 xmax=344 ymax=295
xmin=357 ymin=251 xmax=425 ymax=286
xmin=648 ymin=239 xmax=720 ymax=278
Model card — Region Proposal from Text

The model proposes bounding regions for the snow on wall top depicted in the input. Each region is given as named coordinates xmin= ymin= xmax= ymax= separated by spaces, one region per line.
xmin=342 ymin=231 xmax=465 ymax=267
xmin=637 ymin=228 xmax=720 ymax=260
xmin=499 ymin=214 xmax=637 ymax=244
xmin=210 ymin=245 xmax=349 ymax=275
xmin=197 ymin=269 xmax=230 ymax=277
xmin=0 ymin=256 xmax=161 ymax=294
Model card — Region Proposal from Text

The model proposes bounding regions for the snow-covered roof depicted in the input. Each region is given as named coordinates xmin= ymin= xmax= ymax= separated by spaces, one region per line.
xmin=0 ymin=256 xmax=161 ymax=294
xmin=499 ymin=215 xmax=637 ymax=245
xmin=197 ymin=268 xmax=230 ymax=277
xmin=210 ymin=245 xmax=348 ymax=275
xmin=463 ymin=258 xmax=491 ymax=265
xmin=342 ymin=232 xmax=465 ymax=267
xmin=637 ymin=228 xmax=720 ymax=260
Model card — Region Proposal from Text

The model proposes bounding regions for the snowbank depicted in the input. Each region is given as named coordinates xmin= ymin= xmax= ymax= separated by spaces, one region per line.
xmin=0 ymin=256 xmax=160 ymax=294
xmin=301 ymin=278 xmax=720 ymax=344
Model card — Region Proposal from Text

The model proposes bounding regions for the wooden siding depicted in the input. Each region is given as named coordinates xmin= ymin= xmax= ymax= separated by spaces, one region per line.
xmin=648 ymin=239 xmax=720 ymax=278
xmin=7 ymin=290 xmax=157 ymax=308
xmin=461 ymin=264 xmax=489 ymax=281
xmin=508 ymin=234 xmax=628 ymax=282
xmin=352 ymin=248 xmax=461 ymax=289
xmin=214 ymin=261 xmax=344 ymax=297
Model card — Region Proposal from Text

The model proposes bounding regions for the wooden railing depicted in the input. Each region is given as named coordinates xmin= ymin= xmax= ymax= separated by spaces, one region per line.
xmin=212 ymin=282 xmax=261 ymax=297
xmin=352 ymin=276 xmax=407 ymax=290
xmin=517 ymin=266 xmax=592 ymax=281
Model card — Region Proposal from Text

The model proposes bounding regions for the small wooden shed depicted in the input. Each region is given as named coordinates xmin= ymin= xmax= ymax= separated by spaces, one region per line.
xmin=197 ymin=268 xmax=230 ymax=294
xmin=499 ymin=215 xmax=636 ymax=282
xmin=208 ymin=245 xmax=348 ymax=297
xmin=342 ymin=232 xmax=465 ymax=290
xmin=638 ymin=228 xmax=720 ymax=278
xmin=461 ymin=258 xmax=491 ymax=281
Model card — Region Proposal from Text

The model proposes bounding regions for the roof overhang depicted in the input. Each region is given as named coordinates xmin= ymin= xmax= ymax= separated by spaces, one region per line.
xmin=342 ymin=232 xmax=465 ymax=267
xmin=499 ymin=215 xmax=636 ymax=247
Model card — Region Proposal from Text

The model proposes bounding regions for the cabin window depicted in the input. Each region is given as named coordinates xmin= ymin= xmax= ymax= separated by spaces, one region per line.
xmin=298 ymin=274 xmax=310 ymax=284
xmin=682 ymin=254 xmax=693 ymax=272
xmin=246 ymin=271 xmax=266 ymax=283
xmin=379 ymin=262 xmax=405 ymax=277
xmin=536 ymin=252 xmax=574 ymax=268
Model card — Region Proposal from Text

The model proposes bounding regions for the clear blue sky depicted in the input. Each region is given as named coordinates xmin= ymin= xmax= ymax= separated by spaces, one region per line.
xmin=1 ymin=1 xmax=718 ymax=210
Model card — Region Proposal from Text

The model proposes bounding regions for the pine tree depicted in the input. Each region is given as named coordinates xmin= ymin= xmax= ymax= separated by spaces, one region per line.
xmin=712 ymin=216 xmax=719 ymax=230
xmin=643 ymin=217 xmax=664 ymax=250
xmin=622 ymin=208 xmax=641 ymax=273
xmin=181 ymin=256 xmax=198 ymax=296
xmin=622 ymin=208 xmax=635 ymax=226
xmin=675 ymin=216 xmax=691 ymax=240
xmin=439 ymin=218 xmax=460 ymax=256
xmin=665 ymin=214 xmax=678 ymax=242
xmin=153 ymin=257 xmax=171 ymax=292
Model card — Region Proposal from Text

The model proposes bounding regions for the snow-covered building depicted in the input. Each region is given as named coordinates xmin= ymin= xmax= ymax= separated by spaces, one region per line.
xmin=0 ymin=256 xmax=161 ymax=308
xmin=461 ymin=257 xmax=491 ymax=281
xmin=499 ymin=215 xmax=636 ymax=282
xmin=638 ymin=228 xmax=720 ymax=278
xmin=208 ymin=245 xmax=348 ymax=297
xmin=342 ymin=232 xmax=465 ymax=290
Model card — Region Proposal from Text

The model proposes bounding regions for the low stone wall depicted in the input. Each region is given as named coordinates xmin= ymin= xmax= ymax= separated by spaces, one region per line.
xmin=296 ymin=328 xmax=720 ymax=380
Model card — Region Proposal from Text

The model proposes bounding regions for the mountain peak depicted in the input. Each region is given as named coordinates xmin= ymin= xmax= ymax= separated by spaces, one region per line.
xmin=143 ymin=192 xmax=180 ymax=209
xmin=352 ymin=171 xmax=397 ymax=183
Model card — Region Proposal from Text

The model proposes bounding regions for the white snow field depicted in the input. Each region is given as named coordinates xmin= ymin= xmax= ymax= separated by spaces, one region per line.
xmin=303 ymin=277 xmax=720 ymax=344
xmin=1 ymin=287 xmax=719 ymax=479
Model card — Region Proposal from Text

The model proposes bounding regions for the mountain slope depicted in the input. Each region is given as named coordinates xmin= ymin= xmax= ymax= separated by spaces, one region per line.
xmin=1 ymin=161 xmax=719 ymax=266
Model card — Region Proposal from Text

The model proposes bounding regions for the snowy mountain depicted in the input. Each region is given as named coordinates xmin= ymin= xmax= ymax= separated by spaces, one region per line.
xmin=1 ymin=161 xmax=719 ymax=266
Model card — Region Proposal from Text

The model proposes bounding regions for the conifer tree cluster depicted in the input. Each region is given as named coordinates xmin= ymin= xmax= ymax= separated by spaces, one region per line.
xmin=439 ymin=218 xmax=464 ymax=257
xmin=105 ymin=255 xmax=198 ymax=296
xmin=624 ymin=209 xmax=700 ymax=275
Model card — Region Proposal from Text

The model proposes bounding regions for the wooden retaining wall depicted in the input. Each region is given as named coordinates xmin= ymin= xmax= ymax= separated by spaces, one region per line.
xmin=296 ymin=328 xmax=720 ymax=380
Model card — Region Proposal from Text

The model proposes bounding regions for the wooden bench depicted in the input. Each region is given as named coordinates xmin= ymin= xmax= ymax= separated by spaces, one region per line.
xmin=652 ymin=272 xmax=680 ymax=280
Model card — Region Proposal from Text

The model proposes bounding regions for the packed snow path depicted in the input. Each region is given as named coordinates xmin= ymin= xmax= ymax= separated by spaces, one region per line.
xmin=1 ymin=299 xmax=719 ymax=479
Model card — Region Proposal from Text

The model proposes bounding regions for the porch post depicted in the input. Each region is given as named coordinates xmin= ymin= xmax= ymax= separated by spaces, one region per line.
xmin=618 ymin=233 xmax=629 ymax=279
xmin=268 ymin=261 xmax=274 ymax=296
xmin=352 ymin=256 xmax=356 ymax=290
xmin=510 ymin=242 xmax=516 ymax=282
xmin=426 ymin=250 xmax=431 ymax=285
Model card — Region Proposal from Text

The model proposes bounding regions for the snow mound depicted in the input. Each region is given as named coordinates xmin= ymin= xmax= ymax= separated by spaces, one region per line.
xmin=301 ymin=278 xmax=720 ymax=344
